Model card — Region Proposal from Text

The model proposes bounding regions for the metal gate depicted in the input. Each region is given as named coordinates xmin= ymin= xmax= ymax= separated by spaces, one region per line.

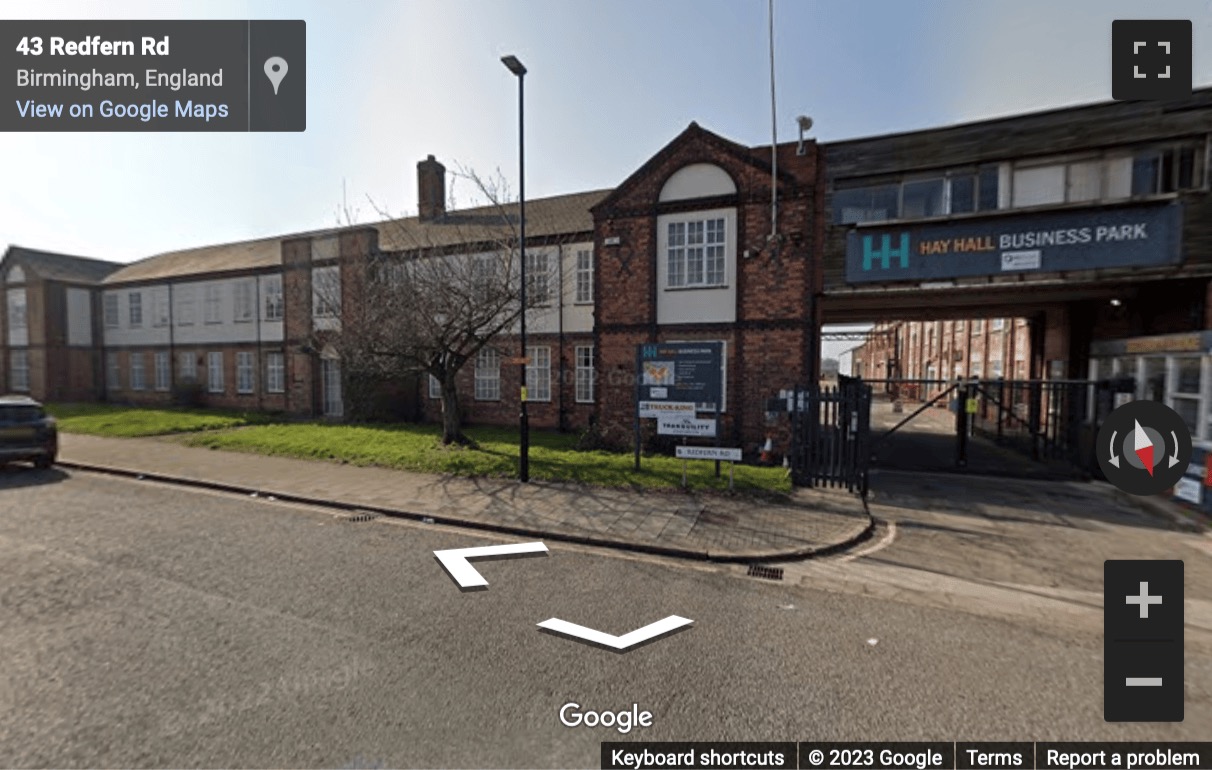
xmin=864 ymin=376 xmax=1134 ymax=477
xmin=787 ymin=376 xmax=873 ymax=496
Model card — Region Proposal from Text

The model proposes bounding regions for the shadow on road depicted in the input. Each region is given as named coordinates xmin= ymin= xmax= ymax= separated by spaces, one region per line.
xmin=0 ymin=465 xmax=70 ymax=490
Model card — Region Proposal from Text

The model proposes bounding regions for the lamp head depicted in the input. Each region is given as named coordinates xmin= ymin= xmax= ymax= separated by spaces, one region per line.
xmin=501 ymin=55 xmax=527 ymax=77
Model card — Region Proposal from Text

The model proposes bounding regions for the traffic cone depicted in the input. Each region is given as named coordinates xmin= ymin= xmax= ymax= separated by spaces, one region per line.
xmin=760 ymin=436 xmax=774 ymax=464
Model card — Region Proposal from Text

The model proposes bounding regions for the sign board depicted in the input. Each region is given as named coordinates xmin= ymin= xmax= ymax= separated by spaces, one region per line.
xmin=636 ymin=342 xmax=723 ymax=412
xmin=639 ymin=401 xmax=696 ymax=419
xmin=965 ymin=398 xmax=979 ymax=414
xmin=844 ymin=202 xmax=1181 ymax=284
xmin=676 ymin=446 xmax=742 ymax=462
xmin=1175 ymin=476 xmax=1202 ymax=505
xmin=657 ymin=416 xmax=717 ymax=437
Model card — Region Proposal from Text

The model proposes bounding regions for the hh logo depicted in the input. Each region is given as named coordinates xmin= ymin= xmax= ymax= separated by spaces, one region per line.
xmin=643 ymin=345 xmax=657 ymax=358
xmin=862 ymin=233 xmax=910 ymax=271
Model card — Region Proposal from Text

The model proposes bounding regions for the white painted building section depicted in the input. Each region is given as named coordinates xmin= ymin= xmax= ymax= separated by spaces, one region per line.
xmin=658 ymin=163 xmax=737 ymax=202
xmin=656 ymin=207 xmax=737 ymax=325
xmin=66 ymin=287 xmax=92 ymax=346
xmin=102 ymin=273 xmax=285 ymax=347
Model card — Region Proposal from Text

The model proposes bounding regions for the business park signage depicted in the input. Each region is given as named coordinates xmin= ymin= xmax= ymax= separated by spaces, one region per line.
xmin=636 ymin=342 xmax=723 ymax=413
xmin=844 ymin=202 xmax=1182 ymax=284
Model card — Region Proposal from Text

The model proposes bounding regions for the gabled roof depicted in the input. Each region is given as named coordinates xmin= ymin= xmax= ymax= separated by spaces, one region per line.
xmin=103 ymin=188 xmax=612 ymax=284
xmin=2 ymin=246 xmax=122 ymax=284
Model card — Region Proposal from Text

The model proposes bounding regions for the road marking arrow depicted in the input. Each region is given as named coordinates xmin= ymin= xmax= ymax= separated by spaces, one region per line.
xmin=536 ymin=615 xmax=694 ymax=651
xmin=434 ymin=542 xmax=548 ymax=589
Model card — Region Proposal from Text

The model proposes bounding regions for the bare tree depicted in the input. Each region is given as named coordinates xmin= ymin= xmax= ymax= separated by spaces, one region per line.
xmin=315 ymin=167 xmax=568 ymax=445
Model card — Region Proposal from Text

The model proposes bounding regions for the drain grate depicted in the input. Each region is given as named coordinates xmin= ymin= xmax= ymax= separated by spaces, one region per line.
xmin=746 ymin=564 xmax=784 ymax=581
xmin=338 ymin=510 xmax=381 ymax=523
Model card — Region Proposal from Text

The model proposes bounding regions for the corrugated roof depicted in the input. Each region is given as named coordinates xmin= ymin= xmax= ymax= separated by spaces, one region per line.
xmin=103 ymin=188 xmax=612 ymax=284
xmin=3 ymin=246 xmax=122 ymax=283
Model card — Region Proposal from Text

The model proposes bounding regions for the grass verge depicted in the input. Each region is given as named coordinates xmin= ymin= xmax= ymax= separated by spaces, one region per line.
xmin=47 ymin=402 xmax=274 ymax=438
xmin=184 ymin=422 xmax=791 ymax=494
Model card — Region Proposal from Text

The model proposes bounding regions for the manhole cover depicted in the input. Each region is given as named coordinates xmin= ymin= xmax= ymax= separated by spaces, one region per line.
xmin=746 ymin=564 xmax=784 ymax=581
xmin=338 ymin=510 xmax=381 ymax=523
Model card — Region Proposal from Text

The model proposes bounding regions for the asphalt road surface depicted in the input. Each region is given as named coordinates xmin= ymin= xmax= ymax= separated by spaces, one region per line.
xmin=1 ymin=466 xmax=1209 ymax=768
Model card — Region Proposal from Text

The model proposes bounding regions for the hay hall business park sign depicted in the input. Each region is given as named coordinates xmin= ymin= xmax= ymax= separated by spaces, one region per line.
xmin=844 ymin=202 xmax=1182 ymax=283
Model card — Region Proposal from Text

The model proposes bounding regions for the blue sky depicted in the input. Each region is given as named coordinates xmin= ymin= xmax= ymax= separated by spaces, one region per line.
xmin=3 ymin=0 xmax=1211 ymax=350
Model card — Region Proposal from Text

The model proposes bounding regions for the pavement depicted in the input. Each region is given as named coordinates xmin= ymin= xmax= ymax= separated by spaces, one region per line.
xmin=56 ymin=433 xmax=873 ymax=561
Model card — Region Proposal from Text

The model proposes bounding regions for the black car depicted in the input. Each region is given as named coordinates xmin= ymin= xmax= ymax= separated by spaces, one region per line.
xmin=0 ymin=395 xmax=58 ymax=469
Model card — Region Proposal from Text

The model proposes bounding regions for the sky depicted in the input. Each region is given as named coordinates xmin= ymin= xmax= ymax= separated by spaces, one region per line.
xmin=4 ymin=0 xmax=1212 ymax=362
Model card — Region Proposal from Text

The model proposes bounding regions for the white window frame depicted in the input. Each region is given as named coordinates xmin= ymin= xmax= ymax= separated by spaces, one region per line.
xmin=128 ymin=291 xmax=142 ymax=328
xmin=266 ymin=352 xmax=285 ymax=393
xmin=207 ymin=352 xmax=224 ymax=394
xmin=176 ymin=287 xmax=195 ymax=326
xmin=428 ymin=374 xmax=442 ymax=399
xmin=179 ymin=351 xmax=197 ymax=382
xmin=322 ymin=357 xmax=343 ymax=417
xmin=475 ymin=347 xmax=500 ymax=401
xmin=525 ymin=345 xmax=551 ymax=402
xmin=991 ymin=317 xmax=1005 ymax=331
xmin=526 ymin=251 xmax=551 ymax=305
xmin=236 ymin=351 xmax=255 ymax=394
xmin=234 ymin=280 xmax=255 ymax=323
xmin=312 ymin=266 xmax=341 ymax=319
xmin=204 ymin=285 xmax=222 ymax=324
xmin=103 ymin=294 xmax=119 ymax=329
xmin=574 ymin=249 xmax=593 ymax=304
xmin=106 ymin=351 xmax=121 ymax=391
xmin=575 ymin=345 xmax=594 ymax=403
xmin=154 ymin=351 xmax=170 ymax=391
xmin=263 ymin=275 xmax=284 ymax=321
xmin=130 ymin=352 xmax=146 ymax=391
xmin=665 ymin=216 xmax=727 ymax=289
xmin=9 ymin=349 xmax=29 ymax=392
xmin=7 ymin=288 xmax=27 ymax=331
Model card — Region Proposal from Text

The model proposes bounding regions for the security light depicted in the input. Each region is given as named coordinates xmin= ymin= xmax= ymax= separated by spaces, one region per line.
xmin=796 ymin=115 xmax=813 ymax=155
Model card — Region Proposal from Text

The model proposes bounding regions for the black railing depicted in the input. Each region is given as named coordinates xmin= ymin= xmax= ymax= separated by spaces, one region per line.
xmin=788 ymin=379 xmax=872 ymax=496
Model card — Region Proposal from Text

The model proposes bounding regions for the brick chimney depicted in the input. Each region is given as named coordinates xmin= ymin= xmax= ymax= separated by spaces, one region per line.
xmin=417 ymin=155 xmax=446 ymax=221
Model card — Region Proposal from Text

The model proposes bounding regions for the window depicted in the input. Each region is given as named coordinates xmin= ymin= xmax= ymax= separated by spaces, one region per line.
xmin=475 ymin=348 xmax=500 ymax=401
xmin=1012 ymin=164 xmax=1066 ymax=207
xmin=428 ymin=374 xmax=441 ymax=399
xmin=104 ymin=294 xmax=119 ymax=328
xmin=1170 ymin=356 xmax=1201 ymax=437
xmin=154 ymin=352 xmax=170 ymax=391
xmin=266 ymin=352 xmax=285 ymax=393
xmin=204 ymin=285 xmax=222 ymax=324
xmin=9 ymin=349 xmax=28 ymax=392
xmin=153 ymin=292 xmax=169 ymax=327
xmin=313 ymin=266 xmax=341 ymax=318
xmin=525 ymin=346 xmax=551 ymax=402
xmin=972 ymin=319 xmax=983 ymax=334
xmin=106 ymin=352 xmax=120 ymax=391
xmin=7 ymin=288 xmax=27 ymax=331
xmin=832 ymin=184 xmax=900 ymax=224
xmin=176 ymin=287 xmax=195 ymax=326
xmin=575 ymin=345 xmax=594 ymax=403
xmin=526 ymin=251 xmax=550 ymax=304
xmin=970 ymin=353 xmax=983 ymax=378
xmin=207 ymin=352 xmax=224 ymax=393
xmin=955 ymin=319 xmax=964 ymax=332
xmin=991 ymin=318 xmax=1005 ymax=331
xmin=977 ymin=165 xmax=1000 ymax=211
xmin=263 ymin=275 xmax=284 ymax=321
xmin=1132 ymin=145 xmax=1203 ymax=195
xmin=130 ymin=353 xmax=145 ymax=391
xmin=128 ymin=291 xmax=142 ymax=327
xmin=949 ymin=173 xmax=976 ymax=214
xmin=667 ymin=218 xmax=726 ymax=288
xmin=575 ymin=249 xmax=593 ymax=304
xmin=901 ymin=178 xmax=945 ymax=218
xmin=234 ymin=281 xmax=255 ymax=323
xmin=322 ymin=358 xmax=343 ymax=417
xmin=236 ymin=351 xmax=254 ymax=393
xmin=990 ymin=359 xmax=1004 ymax=378
xmin=179 ymin=351 xmax=197 ymax=382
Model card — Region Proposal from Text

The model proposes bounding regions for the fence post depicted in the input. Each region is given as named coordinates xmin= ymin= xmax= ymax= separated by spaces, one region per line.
xmin=955 ymin=379 xmax=971 ymax=468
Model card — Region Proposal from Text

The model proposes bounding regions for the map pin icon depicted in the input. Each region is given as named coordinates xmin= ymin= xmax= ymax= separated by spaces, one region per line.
xmin=264 ymin=56 xmax=288 ymax=95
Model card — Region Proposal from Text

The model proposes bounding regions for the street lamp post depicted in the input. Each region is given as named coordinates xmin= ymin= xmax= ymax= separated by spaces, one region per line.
xmin=502 ymin=54 xmax=529 ymax=483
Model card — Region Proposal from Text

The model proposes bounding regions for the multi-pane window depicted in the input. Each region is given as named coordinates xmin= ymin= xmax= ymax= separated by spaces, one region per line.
xmin=179 ymin=351 xmax=197 ymax=382
xmin=236 ymin=351 xmax=254 ymax=393
xmin=207 ymin=352 xmax=224 ymax=393
xmin=575 ymin=345 xmax=594 ymax=403
xmin=575 ymin=250 xmax=593 ymax=304
xmin=6 ymin=288 xmax=26 ymax=330
xmin=313 ymin=266 xmax=341 ymax=318
xmin=128 ymin=291 xmax=142 ymax=327
xmin=176 ymin=287 xmax=195 ymax=326
xmin=153 ymin=292 xmax=169 ymax=327
xmin=266 ymin=352 xmax=285 ymax=393
xmin=263 ymin=275 xmax=284 ymax=321
xmin=1132 ymin=145 xmax=1203 ymax=195
xmin=154 ymin=352 xmax=170 ymax=391
xmin=130 ymin=353 xmax=146 ymax=391
xmin=475 ymin=347 xmax=500 ymax=401
xmin=204 ymin=285 xmax=222 ymax=324
xmin=428 ymin=374 xmax=441 ymax=399
xmin=525 ymin=346 xmax=551 ymax=402
xmin=9 ymin=349 xmax=29 ymax=392
xmin=106 ymin=352 xmax=120 ymax=390
xmin=667 ymin=218 xmax=726 ymax=288
xmin=972 ymin=319 xmax=983 ymax=334
xmin=234 ymin=281 xmax=255 ymax=323
xmin=991 ymin=318 xmax=1005 ymax=331
xmin=103 ymin=294 xmax=119 ymax=328
xmin=526 ymin=251 xmax=550 ymax=305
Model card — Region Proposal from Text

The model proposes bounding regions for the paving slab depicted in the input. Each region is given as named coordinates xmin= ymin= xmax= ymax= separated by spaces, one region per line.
xmin=57 ymin=433 xmax=872 ymax=561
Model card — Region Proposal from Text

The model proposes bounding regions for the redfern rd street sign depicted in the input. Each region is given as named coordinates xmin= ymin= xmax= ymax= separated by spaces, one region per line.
xmin=676 ymin=446 xmax=742 ymax=462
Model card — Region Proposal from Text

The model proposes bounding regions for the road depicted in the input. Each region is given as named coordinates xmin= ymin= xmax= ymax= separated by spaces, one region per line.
xmin=1 ymin=466 xmax=1209 ymax=768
